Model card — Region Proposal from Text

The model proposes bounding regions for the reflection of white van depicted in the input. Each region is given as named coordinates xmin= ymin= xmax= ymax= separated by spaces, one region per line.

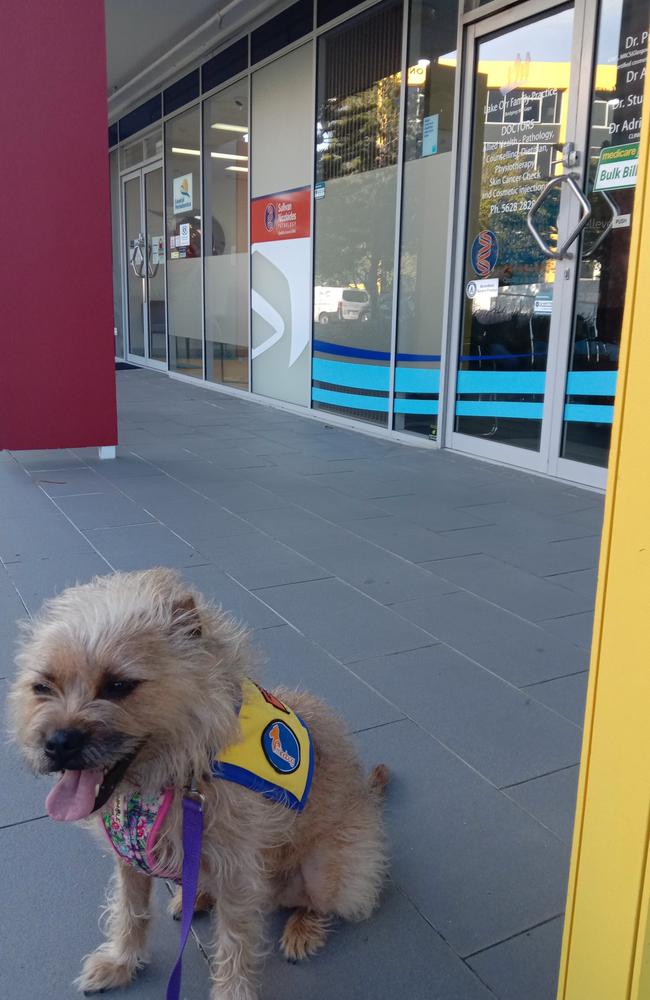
xmin=314 ymin=286 xmax=370 ymax=324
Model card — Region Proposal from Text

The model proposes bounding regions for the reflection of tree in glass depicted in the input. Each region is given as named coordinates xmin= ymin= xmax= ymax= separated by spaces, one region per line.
xmin=315 ymin=76 xmax=400 ymax=313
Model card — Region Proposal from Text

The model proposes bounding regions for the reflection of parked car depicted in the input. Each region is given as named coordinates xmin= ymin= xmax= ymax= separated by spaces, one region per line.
xmin=314 ymin=286 xmax=370 ymax=324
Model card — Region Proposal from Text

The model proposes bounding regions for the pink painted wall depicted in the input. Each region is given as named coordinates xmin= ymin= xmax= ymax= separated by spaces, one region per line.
xmin=0 ymin=0 xmax=118 ymax=449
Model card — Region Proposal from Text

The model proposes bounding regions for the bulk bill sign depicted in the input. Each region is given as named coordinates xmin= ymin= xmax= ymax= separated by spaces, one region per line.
xmin=594 ymin=142 xmax=639 ymax=192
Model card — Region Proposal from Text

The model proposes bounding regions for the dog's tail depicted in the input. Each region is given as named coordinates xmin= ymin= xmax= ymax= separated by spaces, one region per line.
xmin=368 ymin=763 xmax=390 ymax=798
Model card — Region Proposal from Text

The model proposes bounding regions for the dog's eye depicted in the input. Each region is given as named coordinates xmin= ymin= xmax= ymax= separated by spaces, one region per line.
xmin=99 ymin=678 xmax=141 ymax=701
xmin=32 ymin=682 xmax=52 ymax=696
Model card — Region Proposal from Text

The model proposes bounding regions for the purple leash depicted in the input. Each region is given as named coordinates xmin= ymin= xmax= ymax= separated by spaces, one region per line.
xmin=166 ymin=791 xmax=204 ymax=1000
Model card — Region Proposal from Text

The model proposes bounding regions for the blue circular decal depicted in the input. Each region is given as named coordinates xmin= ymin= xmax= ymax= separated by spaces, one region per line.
xmin=470 ymin=230 xmax=499 ymax=277
xmin=262 ymin=719 xmax=300 ymax=774
xmin=264 ymin=203 xmax=276 ymax=233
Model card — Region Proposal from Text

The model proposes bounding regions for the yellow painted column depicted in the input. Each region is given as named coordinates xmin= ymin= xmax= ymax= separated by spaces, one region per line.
xmin=557 ymin=76 xmax=650 ymax=1000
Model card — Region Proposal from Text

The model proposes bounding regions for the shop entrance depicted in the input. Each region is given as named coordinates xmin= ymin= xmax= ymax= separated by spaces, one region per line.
xmin=447 ymin=0 xmax=647 ymax=487
xmin=122 ymin=163 xmax=167 ymax=368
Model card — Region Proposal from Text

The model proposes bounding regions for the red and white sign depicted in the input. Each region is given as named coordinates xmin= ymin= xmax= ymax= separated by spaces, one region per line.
xmin=251 ymin=187 xmax=311 ymax=243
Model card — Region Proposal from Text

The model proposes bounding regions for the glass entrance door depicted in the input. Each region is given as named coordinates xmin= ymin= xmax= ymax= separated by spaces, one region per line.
xmin=448 ymin=0 xmax=648 ymax=486
xmin=122 ymin=164 xmax=167 ymax=367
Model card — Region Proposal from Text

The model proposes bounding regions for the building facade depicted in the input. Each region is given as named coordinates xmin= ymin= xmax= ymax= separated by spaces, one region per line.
xmin=109 ymin=0 xmax=648 ymax=489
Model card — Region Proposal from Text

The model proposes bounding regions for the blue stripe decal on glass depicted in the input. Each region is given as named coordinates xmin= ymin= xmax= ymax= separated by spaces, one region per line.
xmin=395 ymin=368 xmax=440 ymax=393
xmin=312 ymin=388 xmax=389 ymax=412
xmin=313 ymin=340 xmax=441 ymax=363
xmin=457 ymin=371 xmax=546 ymax=393
xmin=565 ymin=371 xmax=617 ymax=396
xmin=394 ymin=398 xmax=439 ymax=414
xmin=456 ymin=401 xmax=544 ymax=419
xmin=312 ymin=358 xmax=389 ymax=390
xmin=564 ymin=404 xmax=614 ymax=424
xmin=313 ymin=339 xmax=391 ymax=361
xmin=459 ymin=351 xmax=547 ymax=362
xmin=397 ymin=353 xmax=442 ymax=362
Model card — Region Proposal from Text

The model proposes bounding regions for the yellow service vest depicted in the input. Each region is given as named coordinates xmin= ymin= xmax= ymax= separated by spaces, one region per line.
xmin=211 ymin=680 xmax=313 ymax=812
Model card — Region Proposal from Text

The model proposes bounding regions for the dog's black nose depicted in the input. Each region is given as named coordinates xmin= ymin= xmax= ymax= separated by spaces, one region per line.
xmin=44 ymin=728 xmax=86 ymax=768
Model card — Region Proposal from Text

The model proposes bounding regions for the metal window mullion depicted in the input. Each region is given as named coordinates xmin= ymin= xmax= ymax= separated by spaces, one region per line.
xmin=162 ymin=121 xmax=171 ymax=371
xmin=200 ymin=100 xmax=207 ymax=382
xmin=437 ymin=0 xmax=468 ymax=448
xmin=387 ymin=0 xmax=410 ymax=430
xmin=309 ymin=35 xmax=318 ymax=409
xmin=247 ymin=68 xmax=253 ymax=393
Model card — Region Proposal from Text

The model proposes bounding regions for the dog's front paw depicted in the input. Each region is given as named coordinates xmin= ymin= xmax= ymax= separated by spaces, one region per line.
xmin=76 ymin=946 xmax=141 ymax=995
xmin=280 ymin=909 xmax=328 ymax=962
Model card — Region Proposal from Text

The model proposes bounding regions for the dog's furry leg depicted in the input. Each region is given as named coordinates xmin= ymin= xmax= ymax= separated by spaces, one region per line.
xmin=76 ymin=864 xmax=152 ymax=994
xmin=168 ymin=886 xmax=214 ymax=921
xmin=280 ymin=908 xmax=329 ymax=961
xmin=209 ymin=869 xmax=268 ymax=1000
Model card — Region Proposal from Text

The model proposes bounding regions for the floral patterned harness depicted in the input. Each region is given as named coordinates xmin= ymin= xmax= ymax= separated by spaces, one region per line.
xmin=100 ymin=681 xmax=313 ymax=880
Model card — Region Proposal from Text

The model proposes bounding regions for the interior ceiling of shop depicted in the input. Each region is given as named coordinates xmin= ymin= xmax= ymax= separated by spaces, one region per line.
xmin=105 ymin=0 xmax=281 ymax=118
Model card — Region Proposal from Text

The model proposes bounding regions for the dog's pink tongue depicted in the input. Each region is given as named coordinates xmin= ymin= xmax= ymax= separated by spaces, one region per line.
xmin=45 ymin=769 xmax=103 ymax=822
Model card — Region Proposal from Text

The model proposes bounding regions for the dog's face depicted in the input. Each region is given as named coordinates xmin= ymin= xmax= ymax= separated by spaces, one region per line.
xmin=8 ymin=568 xmax=244 ymax=822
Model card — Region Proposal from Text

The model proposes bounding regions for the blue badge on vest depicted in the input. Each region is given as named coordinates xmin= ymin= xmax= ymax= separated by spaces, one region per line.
xmin=262 ymin=720 xmax=301 ymax=774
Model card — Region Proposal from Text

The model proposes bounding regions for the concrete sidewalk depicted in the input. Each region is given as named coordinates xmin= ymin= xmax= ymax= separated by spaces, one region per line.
xmin=0 ymin=369 xmax=603 ymax=1000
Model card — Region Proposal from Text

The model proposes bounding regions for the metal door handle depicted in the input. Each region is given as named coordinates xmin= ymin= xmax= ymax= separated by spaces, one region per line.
xmin=582 ymin=190 xmax=619 ymax=258
xmin=130 ymin=234 xmax=147 ymax=277
xmin=527 ymin=174 xmax=592 ymax=260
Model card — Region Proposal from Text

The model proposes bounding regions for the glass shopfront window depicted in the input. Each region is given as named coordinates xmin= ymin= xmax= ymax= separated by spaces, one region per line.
xmin=312 ymin=0 xmax=403 ymax=426
xmin=394 ymin=0 xmax=458 ymax=439
xmin=165 ymin=106 xmax=203 ymax=377
xmin=561 ymin=0 xmax=648 ymax=466
xmin=203 ymin=80 xmax=249 ymax=390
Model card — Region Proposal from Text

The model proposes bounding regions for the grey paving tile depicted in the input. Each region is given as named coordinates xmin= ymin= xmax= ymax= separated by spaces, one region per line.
xmin=55 ymin=492 xmax=156 ymax=529
xmin=356 ymin=720 xmax=570 ymax=956
xmin=389 ymin=590 xmax=589 ymax=685
xmin=9 ymin=448 xmax=82 ymax=470
xmin=242 ymin=468 xmax=388 ymax=521
xmin=539 ymin=611 xmax=595 ymax=651
xmin=29 ymin=466 xmax=120 ymax=497
xmin=426 ymin=553 xmax=594 ymax=622
xmin=194 ymin=531 xmax=332 ymax=591
xmin=340 ymin=514 xmax=484 ymax=563
xmin=0 ymin=480 xmax=60 ymax=519
xmin=505 ymin=767 xmax=580 ymax=844
xmin=254 ymin=578 xmax=437 ymax=663
xmin=150 ymin=497 xmax=252 ymax=546
xmin=115 ymin=472 xmax=202 ymax=507
xmin=350 ymin=645 xmax=581 ymax=786
xmin=376 ymin=494 xmax=494 ymax=531
xmin=467 ymin=917 xmax=564 ymax=1000
xmin=88 ymin=453 xmax=163 ymax=479
xmin=0 ymin=569 xmax=27 ymax=630
xmin=0 ymin=512 xmax=93 ymax=563
xmin=0 ymin=679 xmax=47 ymax=826
xmin=545 ymin=567 xmax=599 ymax=599
xmin=460 ymin=500 xmax=601 ymax=543
xmin=436 ymin=523 xmax=601 ymax=577
xmin=0 ymin=627 xmax=20 ymax=679
xmin=307 ymin=469 xmax=416 ymax=499
xmin=261 ymin=882 xmax=496 ymax=1000
xmin=293 ymin=534 xmax=459 ymax=605
xmin=0 ymin=820 xmax=210 ymax=999
xmin=524 ymin=671 xmax=589 ymax=726
xmin=553 ymin=505 xmax=605 ymax=536
xmin=4 ymin=551 xmax=111 ymax=616
xmin=179 ymin=564 xmax=285 ymax=629
xmin=84 ymin=523 xmax=211 ymax=572
xmin=251 ymin=625 xmax=404 ymax=733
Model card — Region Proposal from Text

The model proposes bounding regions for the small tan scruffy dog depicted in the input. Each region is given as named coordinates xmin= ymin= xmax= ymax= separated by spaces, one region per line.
xmin=8 ymin=567 xmax=388 ymax=1000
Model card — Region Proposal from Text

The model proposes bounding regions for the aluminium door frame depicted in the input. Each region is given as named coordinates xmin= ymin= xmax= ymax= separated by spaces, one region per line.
xmin=122 ymin=162 xmax=167 ymax=371
xmin=141 ymin=160 xmax=168 ymax=370
xmin=441 ymin=0 xmax=601 ymax=483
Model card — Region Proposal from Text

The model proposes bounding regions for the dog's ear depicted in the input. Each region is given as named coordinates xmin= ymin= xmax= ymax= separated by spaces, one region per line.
xmin=170 ymin=594 xmax=202 ymax=639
